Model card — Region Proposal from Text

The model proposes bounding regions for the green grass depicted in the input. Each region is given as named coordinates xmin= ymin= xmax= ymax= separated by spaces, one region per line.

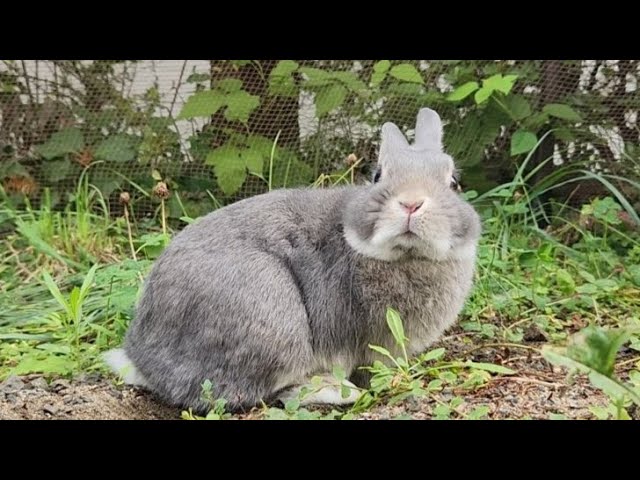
xmin=1 ymin=162 xmax=640 ymax=420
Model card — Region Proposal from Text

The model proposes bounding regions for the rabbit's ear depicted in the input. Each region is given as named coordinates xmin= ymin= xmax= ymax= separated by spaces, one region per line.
xmin=379 ymin=122 xmax=409 ymax=164
xmin=414 ymin=108 xmax=443 ymax=151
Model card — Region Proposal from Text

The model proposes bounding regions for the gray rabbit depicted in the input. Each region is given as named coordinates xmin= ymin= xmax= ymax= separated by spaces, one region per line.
xmin=104 ymin=108 xmax=481 ymax=413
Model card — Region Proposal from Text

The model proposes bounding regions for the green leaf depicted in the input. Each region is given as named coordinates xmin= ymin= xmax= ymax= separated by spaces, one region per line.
xmin=206 ymin=144 xmax=264 ymax=195
xmin=268 ymin=150 xmax=313 ymax=188
xmin=186 ymin=72 xmax=210 ymax=83
xmin=79 ymin=264 xmax=99 ymax=303
xmin=576 ymin=284 xmax=599 ymax=295
xmin=447 ymin=81 xmax=479 ymax=101
xmin=556 ymin=268 xmax=576 ymax=295
xmin=578 ymin=270 xmax=597 ymax=284
xmin=216 ymin=78 xmax=243 ymax=93
xmin=268 ymin=60 xmax=299 ymax=96
xmin=315 ymin=84 xmax=347 ymax=117
xmin=566 ymin=326 xmax=632 ymax=377
xmin=42 ymin=271 xmax=70 ymax=314
xmin=36 ymin=127 xmax=84 ymax=160
xmin=36 ymin=344 xmax=70 ymax=354
xmin=386 ymin=307 xmax=406 ymax=347
xmin=331 ymin=71 xmax=366 ymax=92
xmin=467 ymin=405 xmax=490 ymax=420
xmin=548 ymin=413 xmax=568 ymax=420
xmin=510 ymin=129 xmax=538 ymax=156
xmin=341 ymin=385 xmax=354 ymax=399
xmin=483 ymin=73 xmax=518 ymax=95
xmin=12 ymin=355 xmax=75 ymax=375
xmin=588 ymin=370 xmax=630 ymax=401
xmin=245 ymin=135 xmax=275 ymax=156
xmin=43 ymin=159 xmax=72 ymax=183
xmin=371 ymin=71 xmax=386 ymax=86
xmin=523 ymin=112 xmax=551 ymax=130
xmin=594 ymin=278 xmax=619 ymax=292
xmin=223 ymin=90 xmax=260 ymax=123
xmin=427 ymin=379 xmax=443 ymax=390
xmin=503 ymin=94 xmax=532 ymax=120
xmin=543 ymin=103 xmax=583 ymax=122
xmin=284 ymin=398 xmax=300 ymax=412
xmin=15 ymin=220 xmax=83 ymax=269
xmin=299 ymin=67 xmax=334 ymax=87
xmin=389 ymin=64 xmax=424 ymax=84
xmin=422 ymin=347 xmax=446 ymax=362
xmin=332 ymin=365 xmax=346 ymax=382
xmin=474 ymin=86 xmax=493 ymax=104
xmin=242 ymin=149 xmax=264 ymax=175
xmin=589 ymin=405 xmax=610 ymax=420
xmin=501 ymin=74 xmax=519 ymax=92
xmin=371 ymin=61 xmax=391 ymax=85
xmin=368 ymin=344 xmax=395 ymax=361
xmin=178 ymin=90 xmax=225 ymax=119
xmin=94 ymin=134 xmax=136 ymax=163
xmin=0 ymin=333 xmax=54 ymax=341
xmin=464 ymin=361 xmax=516 ymax=375
xmin=518 ymin=251 xmax=537 ymax=268
xmin=373 ymin=60 xmax=391 ymax=73
xmin=206 ymin=146 xmax=247 ymax=195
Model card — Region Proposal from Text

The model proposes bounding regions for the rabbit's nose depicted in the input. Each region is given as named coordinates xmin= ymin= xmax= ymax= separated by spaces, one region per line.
xmin=400 ymin=200 xmax=424 ymax=214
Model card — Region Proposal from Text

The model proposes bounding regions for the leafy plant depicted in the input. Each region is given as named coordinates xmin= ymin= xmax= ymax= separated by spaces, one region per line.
xmin=543 ymin=325 xmax=640 ymax=419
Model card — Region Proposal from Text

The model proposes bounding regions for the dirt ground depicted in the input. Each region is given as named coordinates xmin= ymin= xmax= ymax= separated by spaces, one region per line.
xmin=0 ymin=336 xmax=624 ymax=420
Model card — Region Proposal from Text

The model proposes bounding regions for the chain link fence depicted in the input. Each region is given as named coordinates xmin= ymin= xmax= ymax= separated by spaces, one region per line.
xmin=1 ymin=60 xmax=639 ymax=220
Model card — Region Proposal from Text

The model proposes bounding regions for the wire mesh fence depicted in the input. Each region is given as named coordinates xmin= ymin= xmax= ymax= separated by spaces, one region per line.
xmin=1 ymin=60 xmax=639 ymax=221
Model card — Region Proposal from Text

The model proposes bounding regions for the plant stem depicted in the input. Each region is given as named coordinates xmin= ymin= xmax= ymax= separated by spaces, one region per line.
xmin=161 ymin=199 xmax=167 ymax=237
xmin=124 ymin=204 xmax=137 ymax=261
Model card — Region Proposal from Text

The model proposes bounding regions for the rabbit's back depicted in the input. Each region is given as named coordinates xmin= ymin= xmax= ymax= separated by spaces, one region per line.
xmin=123 ymin=187 xmax=358 ymax=410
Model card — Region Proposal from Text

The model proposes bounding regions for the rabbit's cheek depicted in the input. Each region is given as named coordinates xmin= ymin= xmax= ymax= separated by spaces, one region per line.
xmin=448 ymin=242 xmax=478 ymax=261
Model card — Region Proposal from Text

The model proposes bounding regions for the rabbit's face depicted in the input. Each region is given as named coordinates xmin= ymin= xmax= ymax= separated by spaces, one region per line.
xmin=343 ymin=109 xmax=481 ymax=262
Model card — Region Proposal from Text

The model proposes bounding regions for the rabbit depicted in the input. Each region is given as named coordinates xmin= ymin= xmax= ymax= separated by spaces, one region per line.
xmin=104 ymin=108 xmax=482 ymax=413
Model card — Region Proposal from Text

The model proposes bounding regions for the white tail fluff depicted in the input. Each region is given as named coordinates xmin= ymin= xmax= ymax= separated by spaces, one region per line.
xmin=103 ymin=348 xmax=149 ymax=387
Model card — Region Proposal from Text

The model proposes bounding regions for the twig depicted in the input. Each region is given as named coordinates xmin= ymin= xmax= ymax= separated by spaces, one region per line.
xmin=618 ymin=357 xmax=640 ymax=368
xmin=170 ymin=60 xmax=188 ymax=117
xmin=123 ymin=204 xmax=137 ymax=262
xmin=20 ymin=60 xmax=35 ymax=110
xmin=462 ymin=342 xmax=541 ymax=357
xmin=501 ymin=376 xmax=565 ymax=388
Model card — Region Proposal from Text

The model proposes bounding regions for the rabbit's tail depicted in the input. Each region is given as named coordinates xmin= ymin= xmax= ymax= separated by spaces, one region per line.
xmin=103 ymin=348 xmax=149 ymax=387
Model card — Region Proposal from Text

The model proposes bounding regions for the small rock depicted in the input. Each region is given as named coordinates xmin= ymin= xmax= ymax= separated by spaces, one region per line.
xmin=75 ymin=372 xmax=101 ymax=384
xmin=108 ymin=389 xmax=123 ymax=400
xmin=0 ymin=376 xmax=25 ymax=394
xmin=63 ymin=395 xmax=87 ymax=405
xmin=403 ymin=397 xmax=423 ymax=413
xmin=50 ymin=379 xmax=71 ymax=393
xmin=29 ymin=377 xmax=49 ymax=391
xmin=43 ymin=404 xmax=58 ymax=415
xmin=5 ymin=393 xmax=19 ymax=404
xmin=524 ymin=324 xmax=549 ymax=342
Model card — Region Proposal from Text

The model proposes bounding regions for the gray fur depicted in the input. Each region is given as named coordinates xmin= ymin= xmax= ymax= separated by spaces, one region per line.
xmin=111 ymin=108 xmax=482 ymax=413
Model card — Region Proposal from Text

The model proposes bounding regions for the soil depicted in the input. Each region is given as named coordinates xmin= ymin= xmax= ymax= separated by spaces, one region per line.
xmin=0 ymin=335 xmax=627 ymax=420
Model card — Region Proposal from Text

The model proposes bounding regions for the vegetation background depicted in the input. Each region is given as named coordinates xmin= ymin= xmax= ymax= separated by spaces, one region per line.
xmin=1 ymin=60 xmax=639 ymax=420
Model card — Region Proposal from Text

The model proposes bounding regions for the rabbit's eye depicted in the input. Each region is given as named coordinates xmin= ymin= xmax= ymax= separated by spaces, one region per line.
xmin=373 ymin=167 xmax=382 ymax=183
xmin=450 ymin=174 xmax=461 ymax=191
